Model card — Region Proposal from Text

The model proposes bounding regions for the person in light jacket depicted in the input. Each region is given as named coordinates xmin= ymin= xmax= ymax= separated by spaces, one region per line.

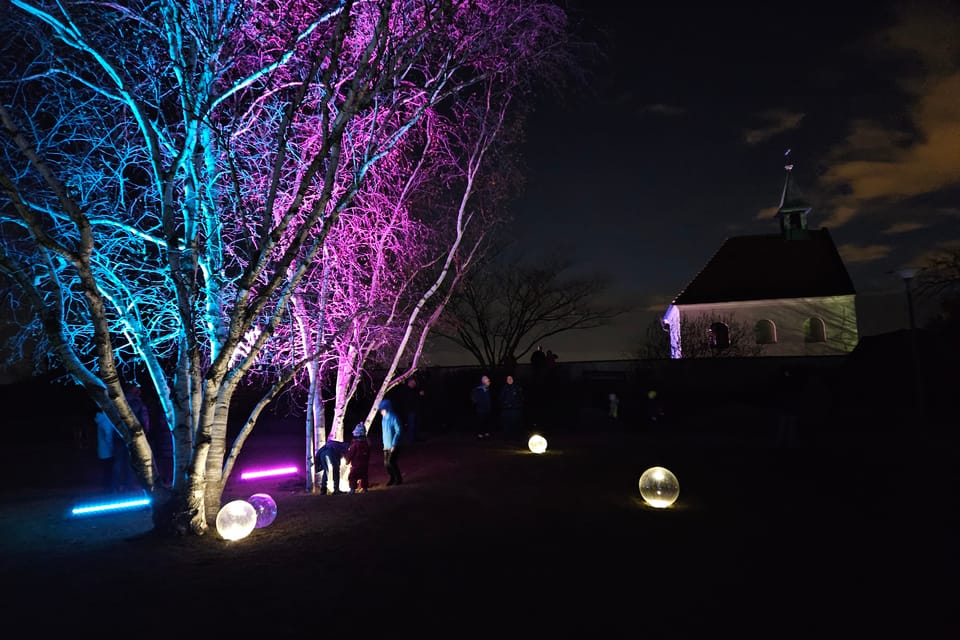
xmin=379 ymin=399 xmax=403 ymax=486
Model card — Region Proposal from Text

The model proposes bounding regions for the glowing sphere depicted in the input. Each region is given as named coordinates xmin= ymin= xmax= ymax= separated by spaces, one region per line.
xmin=528 ymin=434 xmax=548 ymax=454
xmin=638 ymin=466 xmax=679 ymax=508
xmin=247 ymin=493 xmax=278 ymax=529
xmin=216 ymin=499 xmax=258 ymax=541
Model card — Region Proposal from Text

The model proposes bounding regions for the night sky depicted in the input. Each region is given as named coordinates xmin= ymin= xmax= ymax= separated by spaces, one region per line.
xmin=427 ymin=0 xmax=960 ymax=365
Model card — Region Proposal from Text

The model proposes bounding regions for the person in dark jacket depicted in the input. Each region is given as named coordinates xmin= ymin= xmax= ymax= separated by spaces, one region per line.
xmin=498 ymin=375 xmax=524 ymax=440
xmin=316 ymin=431 xmax=349 ymax=495
xmin=124 ymin=384 xmax=150 ymax=435
xmin=471 ymin=375 xmax=494 ymax=439
xmin=345 ymin=423 xmax=372 ymax=493
xmin=399 ymin=378 xmax=425 ymax=445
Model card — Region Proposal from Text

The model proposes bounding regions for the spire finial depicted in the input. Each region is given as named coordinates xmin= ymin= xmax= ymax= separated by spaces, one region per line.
xmin=784 ymin=148 xmax=793 ymax=172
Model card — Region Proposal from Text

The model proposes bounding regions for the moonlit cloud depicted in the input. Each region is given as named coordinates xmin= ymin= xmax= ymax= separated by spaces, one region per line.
xmin=882 ymin=221 xmax=928 ymax=234
xmin=837 ymin=243 xmax=893 ymax=264
xmin=743 ymin=110 xmax=805 ymax=145
xmin=819 ymin=6 xmax=960 ymax=228
xmin=752 ymin=205 xmax=778 ymax=221
xmin=638 ymin=103 xmax=685 ymax=117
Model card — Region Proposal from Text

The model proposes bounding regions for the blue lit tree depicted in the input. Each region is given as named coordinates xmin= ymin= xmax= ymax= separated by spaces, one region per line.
xmin=1 ymin=0 xmax=570 ymax=536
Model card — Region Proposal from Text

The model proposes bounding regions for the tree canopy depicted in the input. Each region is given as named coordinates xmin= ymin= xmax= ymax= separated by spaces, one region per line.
xmin=437 ymin=253 xmax=627 ymax=370
xmin=0 ymin=0 xmax=571 ymax=536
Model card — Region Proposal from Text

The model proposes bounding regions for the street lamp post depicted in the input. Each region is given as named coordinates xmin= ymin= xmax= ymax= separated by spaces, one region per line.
xmin=897 ymin=267 xmax=918 ymax=330
xmin=895 ymin=267 xmax=924 ymax=421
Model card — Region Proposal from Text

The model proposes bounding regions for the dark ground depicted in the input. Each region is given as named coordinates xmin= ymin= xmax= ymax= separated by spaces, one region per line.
xmin=1 ymin=413 xmax=958 ymax=638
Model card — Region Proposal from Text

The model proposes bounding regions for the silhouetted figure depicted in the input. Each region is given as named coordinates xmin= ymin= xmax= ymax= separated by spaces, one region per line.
xmin=400 ymin=378 xmax=425 ymax=445
xmin=646 ymin=389 xmax=666 ymax=428
xmin=499 ymin=375 xmax=524 ymax=440
xmin=608 ymin=392 xmax=620 ymax=420
xmin=95 ymin=411 xmax=116 ymax=492
xmin=530 ymin=346 xmax=546 ymax=372
xmin=345 ymin=423 xmax=371 ymax=493
xmin=316 ymin=431 xmax=348 ymax=494
xmin=124 ymin=384 xmax=150 ymax=435
xmin=471 ymin=375 xmax=494 ymax=439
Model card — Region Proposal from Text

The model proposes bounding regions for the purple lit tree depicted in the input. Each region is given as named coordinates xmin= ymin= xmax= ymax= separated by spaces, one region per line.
xmin=0 ymin=0 xmax=570 ymax=535
xmin=235 ymin=13 xmax=569 ymax=492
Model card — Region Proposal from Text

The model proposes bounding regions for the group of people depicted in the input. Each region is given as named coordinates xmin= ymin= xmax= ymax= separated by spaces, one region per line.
xmin=95 ymin=384 xmax=151 ymax=494
xmin=314 ymin=396 xmax=404 ymax=494
xmin=316 ymin=371 xmax=528 ymax=495
xmin=98 ymin=372 xmax=530 ymax=498
xmin=470 ymin=373 xmax=526 ymax=440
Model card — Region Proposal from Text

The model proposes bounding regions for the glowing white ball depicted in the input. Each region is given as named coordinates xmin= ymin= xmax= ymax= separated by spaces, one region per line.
xmin=528 ymin=434 xmax=548 ymax=454
xmin=638 ymin=466 xmax=679 ymax=508
xmin=247 ymin=493 xmax=278 ymax=529
xmin=216 ymin=499 xmax=258 ymax=540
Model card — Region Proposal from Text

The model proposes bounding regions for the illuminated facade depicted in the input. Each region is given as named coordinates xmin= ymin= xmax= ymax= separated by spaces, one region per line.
xmin=662 ymin=166 xmax=858 ymax=358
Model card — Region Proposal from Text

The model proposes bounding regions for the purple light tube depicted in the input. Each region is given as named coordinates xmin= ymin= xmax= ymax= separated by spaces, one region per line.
xmin=239 ymin=465 xmax=298 ymax=480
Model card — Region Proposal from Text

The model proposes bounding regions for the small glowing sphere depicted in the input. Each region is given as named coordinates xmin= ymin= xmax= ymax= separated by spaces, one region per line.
xmin=247 ymin=493 xmax=278 ymax=529
xmin=647 ymin=390 xmax=658 ymax=400
xmin=638 ymin=466 xmax=679 ymax=508
xmin=528 ymin=434 xmax=548 ymax=454
xmin=216 ymin=499 xmax=258 ymax=541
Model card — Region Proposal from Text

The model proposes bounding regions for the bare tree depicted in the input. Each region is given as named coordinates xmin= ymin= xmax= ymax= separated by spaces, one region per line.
xmin=636 ymin=317 xmax=672 ymax=360
xmin=437 ymin=253 xmax=627 ymax=370
xmin=0 ymin=0 xmax=567 ymax=536
xmin=673 ymin=313 xmax=765 ymax=358
xmin=917 ymin=245 xmax=960 ymax=331
xmin=224 ymin=4 xmax=570 ymax=492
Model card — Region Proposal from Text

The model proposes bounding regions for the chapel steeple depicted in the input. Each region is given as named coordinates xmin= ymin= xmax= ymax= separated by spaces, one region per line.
xmin=776 ymin=151 xmax=811 ymax=240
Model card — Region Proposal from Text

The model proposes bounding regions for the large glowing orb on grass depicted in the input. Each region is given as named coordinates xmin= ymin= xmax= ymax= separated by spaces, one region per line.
xmin=638 ymin=466 xmax=679 ymax=508
xmin=247 ymin=493 xmax=278 ymax=529
xmin=527 ymin=434 xmax=548 ymax=454
xmin=216 ymin=499 xmax=258 ymax=540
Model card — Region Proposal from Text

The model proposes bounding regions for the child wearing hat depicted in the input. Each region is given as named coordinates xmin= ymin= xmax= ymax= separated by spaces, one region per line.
xmin=345 ymin=422 xmax=372 ymax=493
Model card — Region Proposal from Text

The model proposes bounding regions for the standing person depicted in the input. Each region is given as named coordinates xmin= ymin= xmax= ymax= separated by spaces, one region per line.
xmin=95 ymin=411 xmax=116 ymax=492
xmin=345 ymin=423 xmax=372 ymax=493
xmin=400 ymin=377 xmax=425 ymax=445
xmin=530 ymin=346 xmax=546 ymax=372
xmin=124 ymin=383 xmax=162 ymax=484
xmin=315 ymin=431 xmax=348 ymax=495
xmin=608 ymin=392 xmax=620 ymax=420
xmin=379 ymin=399 xmax=403 ymax=486
xmin=103 ymin=410 xmax=136 ymax=493
xmin=124 ymin=384 xmax=150 ymax=435
xmin=498 ymin=374 xmax=524 ymax=440
xmin=471 ymin=374 xmax=494 ymax=439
